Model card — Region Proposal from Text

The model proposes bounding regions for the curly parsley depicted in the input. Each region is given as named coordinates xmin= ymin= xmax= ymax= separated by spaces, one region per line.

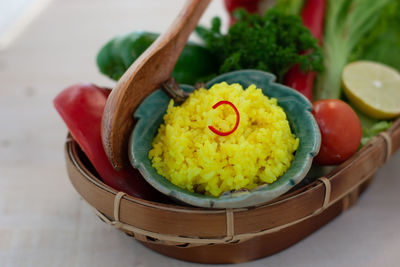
xmin=196 ymin=8 xmax=323 ymax=81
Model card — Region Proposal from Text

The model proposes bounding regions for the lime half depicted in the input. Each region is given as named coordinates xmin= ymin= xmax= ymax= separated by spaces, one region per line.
xmin=342 ymin=61 xmax=400 ymax=119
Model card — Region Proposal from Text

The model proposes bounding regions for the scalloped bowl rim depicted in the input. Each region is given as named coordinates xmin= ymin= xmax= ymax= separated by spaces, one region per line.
xmin=129 ymin=70 xmax=321 ymax=208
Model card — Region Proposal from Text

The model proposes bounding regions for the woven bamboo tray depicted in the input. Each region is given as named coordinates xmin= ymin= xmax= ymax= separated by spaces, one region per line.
xmin=64 ymin=118 xmax=400 ymax=264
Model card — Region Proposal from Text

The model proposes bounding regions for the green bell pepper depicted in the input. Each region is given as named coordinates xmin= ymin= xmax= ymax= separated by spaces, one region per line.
xmin=96 ymin=31 xmax=217 ymax=85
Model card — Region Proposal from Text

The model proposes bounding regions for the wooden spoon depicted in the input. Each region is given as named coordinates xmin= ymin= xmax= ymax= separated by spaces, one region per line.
xmin=102 ymin=0 xmax=211 ymax=170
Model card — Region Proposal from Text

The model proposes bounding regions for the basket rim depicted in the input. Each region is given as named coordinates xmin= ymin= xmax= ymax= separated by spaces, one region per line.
xmin=65 ymin=118 xmax=399 ymax=245
xmin=68 ymin=138 xmax=325 ymax=213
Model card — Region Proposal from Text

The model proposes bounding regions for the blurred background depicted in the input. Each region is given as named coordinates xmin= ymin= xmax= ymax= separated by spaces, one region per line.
xmin=0 ymin=0 xmax=228 ymax=50
xmin=0 ymin=0 xmax=51 ymax=48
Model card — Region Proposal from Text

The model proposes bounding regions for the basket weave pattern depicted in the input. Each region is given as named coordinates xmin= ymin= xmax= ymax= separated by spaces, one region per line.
xmin=65 ymin=119 xmax=399 ymax=249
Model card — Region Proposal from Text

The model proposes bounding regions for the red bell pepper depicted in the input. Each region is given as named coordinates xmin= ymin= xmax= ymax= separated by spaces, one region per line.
xmin=224 ymin=0 xmax=261 ymax=25
xmin=54 ymin=83 xmax=168 ymax=202
xmin=283 ymin=0 xmax=326 ymax=102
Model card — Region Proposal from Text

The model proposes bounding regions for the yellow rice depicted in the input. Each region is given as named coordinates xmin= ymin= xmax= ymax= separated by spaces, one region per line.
xmin=149 ymin=82 xmax=299 ymax=197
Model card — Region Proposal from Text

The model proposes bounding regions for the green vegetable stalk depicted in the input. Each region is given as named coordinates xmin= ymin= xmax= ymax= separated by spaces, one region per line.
xmin=196 ymin=8 xmax=323 ymax=82
xmin=274 ymin=0 xmax=305 ymax=15
xmin=96 ymin=31 xmax=218 ymax=85
xmin=315 ymin=0 xmax=391 ymax=100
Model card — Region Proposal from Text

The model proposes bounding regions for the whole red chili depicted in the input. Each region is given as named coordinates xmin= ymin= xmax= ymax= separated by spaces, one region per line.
xmin=283 ymin=0 xmax=326 ymax=102
xmin=208 ymin=100 xmax=240 ymax=136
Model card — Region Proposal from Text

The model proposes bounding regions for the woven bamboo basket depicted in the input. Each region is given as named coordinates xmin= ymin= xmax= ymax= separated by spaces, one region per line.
xmin=65 ymin=117 xmax=399 ymax=264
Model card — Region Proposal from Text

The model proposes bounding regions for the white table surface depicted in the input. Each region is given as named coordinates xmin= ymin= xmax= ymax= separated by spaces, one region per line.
xmin=0 ymin=0 xmax=399 ymax=266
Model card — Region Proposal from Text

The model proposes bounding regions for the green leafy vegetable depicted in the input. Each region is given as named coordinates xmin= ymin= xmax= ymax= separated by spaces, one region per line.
xmin=96 ymin=31 xmax=218 ymax=85
xmin=196 ymin=8 xmax=322 ymax=81
xmin=350 ymin=0 xmax=400 ymax=70
xmin=361 ymin=121 xmax=392 ymax=146
xmin=315 ymin=0 xmax=391 ymax=100
xmin=351 ymin=104 xmax=392 ymax=146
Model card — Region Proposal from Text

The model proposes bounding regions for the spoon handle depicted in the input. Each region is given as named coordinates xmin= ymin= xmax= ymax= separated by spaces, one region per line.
xmin=102 ymin=0 xmax=211 ymax=170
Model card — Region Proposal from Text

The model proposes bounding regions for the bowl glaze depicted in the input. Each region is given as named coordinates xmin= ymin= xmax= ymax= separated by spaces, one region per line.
xmin=129 ymin=70 xmax=320 ymax=208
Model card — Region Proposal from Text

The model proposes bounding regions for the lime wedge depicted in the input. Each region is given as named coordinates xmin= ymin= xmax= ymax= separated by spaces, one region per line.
xmin=342 ymin=61 xmax=400 ymax=119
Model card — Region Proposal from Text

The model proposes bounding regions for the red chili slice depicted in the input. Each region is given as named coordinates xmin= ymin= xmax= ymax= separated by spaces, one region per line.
xmin=208 ymin=100 xmax=240 ymax=136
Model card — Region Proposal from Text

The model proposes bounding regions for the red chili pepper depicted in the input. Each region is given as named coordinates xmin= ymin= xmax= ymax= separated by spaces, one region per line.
xmin=283 ymin=0 xmax=326 ymax=102
xmin=301 ymin=0 xmax=325 ymax=41
xmin=208 ymin=100 xmax=240 ymax=136
xmin=54 ymin=84 xmax=167 ymax=202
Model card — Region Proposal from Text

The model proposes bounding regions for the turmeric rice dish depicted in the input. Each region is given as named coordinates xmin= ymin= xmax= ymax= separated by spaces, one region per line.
xmin=149 ymin=82 xmax=299 ymax=197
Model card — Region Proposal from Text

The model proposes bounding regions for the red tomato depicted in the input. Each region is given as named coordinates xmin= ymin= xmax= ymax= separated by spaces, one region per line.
xmin=312 ymin=99 xmax=362 ymax=165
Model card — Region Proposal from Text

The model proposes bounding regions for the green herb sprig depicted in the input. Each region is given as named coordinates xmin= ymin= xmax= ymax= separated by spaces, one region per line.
xmin=196 ymin=8 xmax=323 ymax=81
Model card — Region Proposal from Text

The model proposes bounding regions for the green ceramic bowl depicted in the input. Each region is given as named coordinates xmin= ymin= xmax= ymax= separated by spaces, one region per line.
xmin=129 ymin=70 xmax=320 ymax=208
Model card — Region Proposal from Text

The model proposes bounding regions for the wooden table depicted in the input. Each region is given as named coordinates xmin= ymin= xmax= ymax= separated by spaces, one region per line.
xmin=1 ymin=0 xmax=399 ymax=266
